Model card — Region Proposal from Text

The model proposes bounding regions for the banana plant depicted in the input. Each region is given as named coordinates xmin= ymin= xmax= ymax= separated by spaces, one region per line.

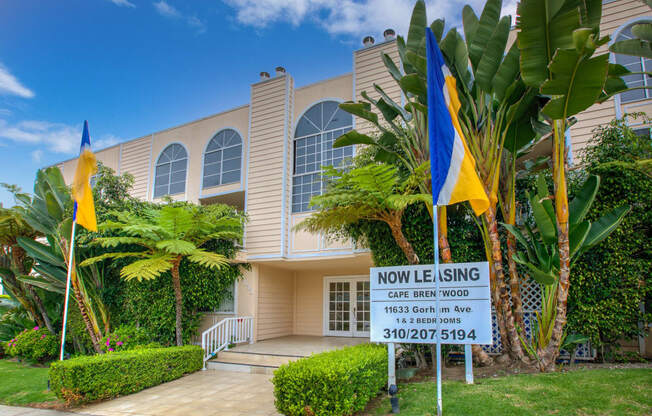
xmin=8 ymin=167 xmax=108 ymax=353
xmin=503 ymin=174 xmax=628 ymax=368
xmin=516 ymin=0 xmax=633 ymax=369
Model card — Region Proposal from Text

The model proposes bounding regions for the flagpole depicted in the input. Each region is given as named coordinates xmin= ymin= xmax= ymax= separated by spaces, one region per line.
xmin=433 ymin=205 xmax=442 ymax=416
xmin=59 ymin=202 xmax=77 ymax=361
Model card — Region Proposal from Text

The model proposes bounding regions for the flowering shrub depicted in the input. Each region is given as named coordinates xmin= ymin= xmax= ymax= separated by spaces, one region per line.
xmin=100 ymin=324 xmax=151 ymax=353
xmin=6 ymin=327 xmax=58 ymax=362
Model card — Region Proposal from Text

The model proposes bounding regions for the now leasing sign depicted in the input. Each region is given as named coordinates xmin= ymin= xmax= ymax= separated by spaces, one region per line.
xmin=370 ymin=262 xmax=492 ymax=345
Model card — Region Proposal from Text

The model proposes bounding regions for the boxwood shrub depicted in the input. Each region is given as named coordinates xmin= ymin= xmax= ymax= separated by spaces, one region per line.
xmin=272 ymin=343 xmax=387 ymax=416
xmin=49 ymin=345 xmax=202 ymax=404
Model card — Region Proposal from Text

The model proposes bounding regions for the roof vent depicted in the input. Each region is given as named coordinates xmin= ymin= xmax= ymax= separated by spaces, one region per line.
xmin=383 ymin=29 xmax=396 ymax=41
xmin=260 ymin=71 xmax=270 ymax=81
xmin=363 ymin=35 xmax=375 ymax=47
xmin=275 ymin=66 xmax=286 ymax=76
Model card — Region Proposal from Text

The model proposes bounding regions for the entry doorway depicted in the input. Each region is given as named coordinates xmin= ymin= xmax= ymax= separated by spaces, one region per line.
xmin=323 ymin=276 xmax=370 ymax=337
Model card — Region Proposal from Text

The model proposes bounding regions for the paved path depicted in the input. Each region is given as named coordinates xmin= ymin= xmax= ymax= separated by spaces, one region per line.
xmin=73 ymin=369 xmax=279 ymax=416
xmin=0 ymin=405 xmax=83 ymax=416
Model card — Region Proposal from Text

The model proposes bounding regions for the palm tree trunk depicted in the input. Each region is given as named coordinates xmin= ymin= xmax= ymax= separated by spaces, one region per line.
xmin=484 ymin=206 xmax=526 ymax=361
xmin=506 ymin=234 xmax=526 ymax=334
xmin=70 ymin=269 xmax=103 ymax=354
xmin=171 ymin=257 xmax=184 ymax=346
xmin=25 ymin=285 xmax=55 ymax=333
xmin=440 ymin=207 xmax=493 ymax=365
xmin=539 ymin=119 xmax=571 ymax=371
xmin=386 ymin=215 xmax=419 ymax=265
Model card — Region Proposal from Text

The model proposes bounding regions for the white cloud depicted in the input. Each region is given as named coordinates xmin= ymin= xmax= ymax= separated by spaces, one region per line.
xmin=108 ymin=0 xmax=136 ymax=7
xmin=154 ymin=1 xmax=206 ymax=33
xmin=223 ymin=0 xmax=515 ymax=39
xmin=31 ymin=149 xmax=43 ymax=163
xmin=0 ymin=119 xmax=123 ymax=157
xmin=0 ymin=64 xmax=34 ymax=98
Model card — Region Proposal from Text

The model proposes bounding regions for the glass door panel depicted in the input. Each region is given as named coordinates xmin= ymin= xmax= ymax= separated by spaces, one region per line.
xmin=354 ymin=280 xmax=370 ymax=336
xmin=328 ymin=281 xmax=351 ymax=335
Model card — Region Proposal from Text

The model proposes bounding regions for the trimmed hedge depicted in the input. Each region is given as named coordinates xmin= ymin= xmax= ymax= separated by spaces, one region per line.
xmin=272 ymin=343 xmax=387 ymax=416
xmin=49 ymin=345 xmax=202 ymax=404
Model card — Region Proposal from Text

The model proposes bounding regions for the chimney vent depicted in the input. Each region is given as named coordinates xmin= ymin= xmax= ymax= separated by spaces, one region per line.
xmin=275 ymin=66 xmax=286 ymax=76
xmin=383 ymin=29 xmax=396 ymax=41
xmin=260 ymin=71 xmax=270 ymax=81
xmin=363 ymin=36 xmax=375 ymax=47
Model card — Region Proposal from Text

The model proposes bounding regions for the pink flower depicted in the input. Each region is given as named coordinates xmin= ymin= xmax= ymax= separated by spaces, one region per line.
xmin=116 ymin=341 xmax=123 ymax=346
xmin=106 ymin=338 xmax=110 ymax=346
xmin=33 ymin=326 xmax=39 ymax=331
xmin=108 ymin=348 xmax=114 ymax=352
xmin=41 ymin=334 xmax=46 ymax=339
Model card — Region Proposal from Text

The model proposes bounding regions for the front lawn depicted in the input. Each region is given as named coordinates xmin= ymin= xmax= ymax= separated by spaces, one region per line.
xmin=0 ymin=359 xmax=57 ymax=406
xmin=368 ymin=368 xmax=652 ymax=416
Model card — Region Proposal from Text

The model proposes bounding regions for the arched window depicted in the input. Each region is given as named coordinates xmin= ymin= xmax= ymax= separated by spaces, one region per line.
xmin=292 ymin=100 xmax=354 ymax=213
xmin=154 ymin=144 xmax=187 ymax=198
xmin=614 ymin=21 xmax=652 ymax=103
xmin=203 ymin=129 xmax=242 ymax=188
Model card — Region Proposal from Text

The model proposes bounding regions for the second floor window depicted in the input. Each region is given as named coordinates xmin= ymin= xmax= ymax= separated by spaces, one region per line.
xmin=154 ymin=144 xmax=187 ymax=198
xmin=614 ymin=21 xmax=652 ymax=104
xmin=292 ymin=101 xmax=354 ymax=213
xmin=203 ymin=129 xmax=243 ymax=188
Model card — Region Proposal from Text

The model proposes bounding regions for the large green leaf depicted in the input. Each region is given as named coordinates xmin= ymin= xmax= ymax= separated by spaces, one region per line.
xmin=18 ymin=276 xmax=65 ymax=294
xmin=517 ymin=0 xmax=581 ymax=87
xmin=493 ymin=44 xmax=521 ymax=102
xmin=569 ymin=174 xmax=599 ymax=226
xmin=338 ymin=102 xmax=379 ymax=124
xmin=541 ymin=51 xmax=609 ymax=119
xmin=156 ymin=239 xmax=197 ymax=255
xmin=569 ymin=220 xmax=590 ymax=258
xmin=407 ymin=0 xmax=427 ymax=55
xmin=632 ymin=22 xmax=652 ymax=42
xmin=583 ymin=205 xmax=630 ymax=248
xmin=462 ymin=5 xmax=479 ymax=51
xmin=609 ymin=38 xmax=652 ymax=59
xmin=512 ymin=254 xmax=557 ymax=285
xmin=333 ymin=130 xmax=377 ymax=148
xmin=440 ymin=28 xmax=470 ymax=87
xmin=187 ymin=249 xmax=229 ymax=270
xmin=382 ymin=53 xmax=402 ymax=83
xmin=529 ymin=191 xmax=557 ymax=245
xmin=373 ymin=84 xmax=412 ymax=121
xmin=120 ymin=253 xmax=175 ymax=281
xmin=468 ymin=0 xmax=502 ymax=70
xmin=32 ymin=263 xmax=67 ymax=283
xmin=16 ymin=237 xmax=65 ymax=267
xmin=399 ymin=73 xmax=427 ymax=98
xmin=430 ymin=19 xmax=445 ymax=43
xmin=475 ymin=15 xmax=511 ymax=92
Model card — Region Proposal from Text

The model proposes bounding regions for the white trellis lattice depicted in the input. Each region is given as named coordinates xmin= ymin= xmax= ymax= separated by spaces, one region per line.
xmin=482 ymin=279 xmax=596 ymax=360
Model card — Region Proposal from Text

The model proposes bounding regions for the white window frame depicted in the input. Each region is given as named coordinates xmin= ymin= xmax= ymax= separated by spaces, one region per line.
xmin=202 ymin=128 xmax=243 ymax=189
xmin=153 ymin=143 xmax=188 ymax=199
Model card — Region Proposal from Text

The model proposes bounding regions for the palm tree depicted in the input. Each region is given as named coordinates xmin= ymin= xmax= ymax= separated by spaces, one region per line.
xmin=517 ymin=0 xmax=631 ymax=369
xmin=81 ymin=204 xmax=244 ymax=346
xmin=0 ymin=205 xmax=55 ymax=333
xmin=297 ymin=163 xmax=431 ymax=265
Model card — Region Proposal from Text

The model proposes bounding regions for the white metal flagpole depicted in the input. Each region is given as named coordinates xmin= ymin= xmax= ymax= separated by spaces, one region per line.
xmin=433 ymin=205 xmax=442 ymax=416
xmin=59 ymin=203 xmax=77 ymax=361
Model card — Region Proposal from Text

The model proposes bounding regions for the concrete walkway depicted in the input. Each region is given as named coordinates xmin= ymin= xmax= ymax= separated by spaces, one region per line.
xmin=73 ymin=369 xmax=279 ymax=416
xmin=0 ymin=405 xmax=83 ymax=416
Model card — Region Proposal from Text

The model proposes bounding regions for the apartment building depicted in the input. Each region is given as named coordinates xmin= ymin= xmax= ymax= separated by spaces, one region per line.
xmin=53 ymin=0 xmax=650 ymax=353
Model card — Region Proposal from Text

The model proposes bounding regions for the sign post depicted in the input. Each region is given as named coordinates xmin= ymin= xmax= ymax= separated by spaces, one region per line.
xmin=370 ymin=262 xmax=492 ymax=413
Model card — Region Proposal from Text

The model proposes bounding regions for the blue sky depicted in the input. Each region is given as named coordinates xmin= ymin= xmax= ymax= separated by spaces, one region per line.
xmin=0 ymin=0 xmax=515 ymax=207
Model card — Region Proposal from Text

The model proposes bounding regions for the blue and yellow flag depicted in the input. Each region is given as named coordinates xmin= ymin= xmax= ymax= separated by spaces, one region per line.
xmin=71 ymin=120 xmax=97 ymax=231
xmin=426 ymin=28 xmax=489 ymax=216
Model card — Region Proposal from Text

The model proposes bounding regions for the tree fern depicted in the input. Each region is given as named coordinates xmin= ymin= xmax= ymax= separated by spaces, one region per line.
xmin=120 ymin=253 xmax=175 ymax=281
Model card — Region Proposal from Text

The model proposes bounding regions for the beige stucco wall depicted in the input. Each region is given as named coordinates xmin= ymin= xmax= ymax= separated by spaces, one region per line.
xmin=256 ymin=264 xmax=294 ymax=340
xmin=246 ymin=76 xmax=290 ymax=257
xmin=148 ymin=105 xmax=249 ymax=204
xmin=293 ymin=270 xmax=324 ymax=336
xmin=354 ymin=40 xmax=401 ymax=136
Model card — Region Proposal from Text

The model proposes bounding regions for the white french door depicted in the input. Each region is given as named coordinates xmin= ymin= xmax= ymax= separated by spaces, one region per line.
xmin=324 ymin=276 xmax=370 ymax=337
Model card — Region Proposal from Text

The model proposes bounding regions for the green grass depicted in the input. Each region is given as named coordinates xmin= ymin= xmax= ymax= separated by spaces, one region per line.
xmin=0 ymin=359 xmax=57 ymax=406
xmin=370 ymin=369 xmax=652 ymax=416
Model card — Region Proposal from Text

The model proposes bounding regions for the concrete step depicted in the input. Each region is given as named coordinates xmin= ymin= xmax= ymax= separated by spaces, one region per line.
xmin=206 ymin=350 xmax=305 ymax=374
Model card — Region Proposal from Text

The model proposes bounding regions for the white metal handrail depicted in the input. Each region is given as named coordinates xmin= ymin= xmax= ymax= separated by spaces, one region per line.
xmin=201 ymin=316 xmax=254 ymax=369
